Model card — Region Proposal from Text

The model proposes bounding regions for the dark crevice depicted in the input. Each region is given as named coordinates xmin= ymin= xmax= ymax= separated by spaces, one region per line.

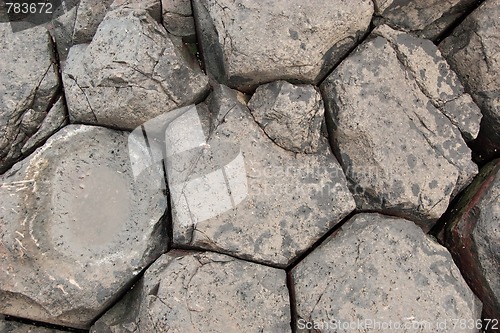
xmin=162 ymin=159 xmax=174 ymax=252
xmin=88 ymin=255 xmax=163 ymax=329
xmin=287 ymin=271 xmax=298 ymax=333
xmin=171 ymin=243 xmax=285 ymax=270
xmin=1 ymin=315 xmax=88 ymax=332
xmin=286 ymin=210 xmax=356 ymax=272
xmin=434 ymin=0 xmax=485 ymax=45
xmin=316 ymin=19 xmax=376 ymax=87
xmin=191 ymin=0 xmax=206 ymax=73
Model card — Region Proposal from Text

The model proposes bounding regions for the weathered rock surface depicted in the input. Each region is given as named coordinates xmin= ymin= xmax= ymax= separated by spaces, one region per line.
xmin=291 ymin=213 xmax=482 ymax=333
xmin=0 ymin=23 xmax=65 ymax=174
xmin=0 ymin=125 xmax=168 ymax=328
xmin=0 ymin=316 xmax=66 ymax=333
xmin=162 ymin=0 xmax=196 ymax=39
xmin=49 ymin=0 xmax=161 ymax=62
xmin=163 ymin=84 xmax=355 ymax=267
xmin=62 ymin=8 xmax=209 ymax=130
xmin=192 ymin=0 xmax=373 ymax=92
xmin=444 ymin=159 xmax=500 ymax=322
xmin=91 ymin=251 xmax=291 ymax=333
xmin=321 ymin=25 xmax=479 ymax=230
xmin=440 ymin=0 xmax=500 ymax=162
xmin=248 ymin=81 xmax=324 ymax=154
xmin=373 ymin=0 xmax=478 ymax=40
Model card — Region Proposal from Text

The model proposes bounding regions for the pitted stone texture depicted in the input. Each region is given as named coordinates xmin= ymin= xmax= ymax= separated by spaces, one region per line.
xmin=0 ymin=316 xmax=66 ymax=333
xmin=373 ymin=0 xmax=478 ymax=40
xmin=440 ymin=0 xmax=500 ymax=162
xmin=248 ymin=81 xmax=324 ymax=154
xmin=193 ymin=0 xmax=373 ymax=92
xmin=91 ymin=251 xmax=291 ymax=333
xmin=0 ymin=125 xmax=168 ymax=329
xmin=72 ymin=0 xmax=114 ymax=44
xmin=291 ymin=213 xmax=482 ymax=333
xmin=0 ymin=24 xmax=64 ymax=174
xmin=49 ymin=0 xmax=161 ymax=62
xmin=374 ymin=25 xmax=482 ymax=142
xmin=321 ymin=26 xmax=478 ymax=231
xmin=162 ymin=0 xmax=196 ymax=39
xmin=62 ymin=8 xmax=209 ymax=130
xmin=444 ymin=159 xmax=500 ymax=321
xmin=167 ymin=84 xmax=355 ymax=267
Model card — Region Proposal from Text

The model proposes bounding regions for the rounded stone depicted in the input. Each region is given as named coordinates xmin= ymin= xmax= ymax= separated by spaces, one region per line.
xmin=0 ymin=124 xmax=168 ymax=329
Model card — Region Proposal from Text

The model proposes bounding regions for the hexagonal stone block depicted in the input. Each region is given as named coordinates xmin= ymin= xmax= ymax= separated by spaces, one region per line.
xmin=440 ymin=0 xmax=500 ymax=162
xmin=373 ymin=0 xmax=478 ymax=40
xmin=91 ymin=250 xmax=291 ymax=332
xmin=321 ymin=25 xmax=479 ymax=230
xmin=444 ymin=159 xmax=500 ymax=321
xmin=0 ymin=125 xmax=168 ymax=329
xmin=164 ymin=84 xmax=355 ymax=267
xmin=0 ymin=23 xmax=65 ymax=174
xmin=62 ymin=7 xmax=209 ymax=130
xmin=193 ymin=0 xmax=373 ymax=91
xmin=291 ymin=213 xmax=482 ymax=333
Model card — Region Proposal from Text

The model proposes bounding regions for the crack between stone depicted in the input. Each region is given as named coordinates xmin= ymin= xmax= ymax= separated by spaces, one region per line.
xmin=172 ymin=104 xmax=237 ymax=245
xmin=67 ymin=74 xmax=98 ymax=122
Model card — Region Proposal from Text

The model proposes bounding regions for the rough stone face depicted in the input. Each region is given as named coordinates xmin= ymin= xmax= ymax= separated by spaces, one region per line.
xmin=193 ymin=0 xmax=373 ymax=92
xmin=375 ymin=25 xmax=482 ymax=142
xmin=0 ymin=316 xmax=66 ymax=333
xmin=162 ymin=0 xmax=196 ymax=39
xmin=161 ymin=84 xmax=355 ymax=267
xmin=62 ymin=8 xmax=209 ymax=130
xmin=49 ymin=0 xmax=161 ymax=62
xmin=440 ymin=0 xmax=500 ymax=162
xmin=0 ymin=125 xmax=168 ymax=329
xmin=291 ymin=213 xmax=483 ymax=333
xmin=248 ymin=81 xmax=324 ymax=154
xmin=91 ymin=251 xmax=291 ymax=333
xmin=321 ymin=25 xmax=479 ymax=230
xmin=373 ymin=0 xmax=478 ymax=40
xmin=444 ymin=159 xmax=500 ymax=322
xmin=0 ymin=23 xmax=65 ymax=174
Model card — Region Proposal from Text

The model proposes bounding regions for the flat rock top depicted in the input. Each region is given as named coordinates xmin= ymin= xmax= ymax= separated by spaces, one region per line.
xmin=169 ymin=85 xmax=355 ymax=267
xmin=0 ymin=124 xmax=167 ymax=328
xmin=321 ymin=26 xmax=478 ymax=229
xmin=193 ymin=0 xmax=373 ymax=90
xmin=92 ymin=250 xmax=291 ymax=333
xmin=292 ymin=213 xmax=482 ymax=333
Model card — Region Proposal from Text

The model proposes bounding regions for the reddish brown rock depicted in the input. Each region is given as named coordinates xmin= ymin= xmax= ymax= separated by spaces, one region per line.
xmin=444 ymin=159 xmax=500 ymax=324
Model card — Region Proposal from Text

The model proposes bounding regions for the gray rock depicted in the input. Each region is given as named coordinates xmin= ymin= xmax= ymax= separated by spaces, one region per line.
xmin=0 ymin=125 xmax=168 ymax=329
xmin=163 ymin=84 xmax=355 ymax=267
xmin=291 ymin=213 xmax=482 ymax=333
xmin=248 ymin=81 xmax=324 ymax=154
xmin=0 ymin=316 xmax=66 ymax=333
xmin=320 ymin=26 xmax=478 ymax=231
xmin=374 ymin=25 xmax=482 ymax=142
xmin=0 ymin=23 xmax=63 ymax=174
xmin=20 ymin=97 xmax=67 ymax=155
xmin=49 ymin=0 xmax=161 ymax=63
xmin=192 ymin=0 xmax=373 ymax=92
xmin=373 ymin=0 xmax=478 ymax=40
xmin=444 ymin=159 xmax=500 ymax=322
xmin=72 ymin=0 xmax=115 ymax=44
xmin=162 ymin=0 xmax=196 ymax=39
xmin=91 ymin=251 xmax=291 ymax=333
xmin=110 ymin=0 xmax=162 ymax=22
xmin=440 ymin=0 xmax=500 ymax=162
xmin=62 ymin=8 xmax=209 ymax=130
